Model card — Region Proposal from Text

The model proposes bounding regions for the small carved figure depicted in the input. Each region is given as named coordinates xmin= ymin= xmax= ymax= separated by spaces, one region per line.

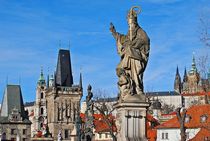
xmin=57 ymin=130 xmax=62 ymax=141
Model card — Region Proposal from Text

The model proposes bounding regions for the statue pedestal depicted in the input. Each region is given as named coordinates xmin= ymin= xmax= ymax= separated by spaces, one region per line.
xmin=114 ymin=99 xmax=150 ymax=141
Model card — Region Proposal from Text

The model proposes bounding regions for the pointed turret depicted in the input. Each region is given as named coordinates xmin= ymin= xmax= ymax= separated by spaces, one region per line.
xmin=55 ymin=49 xmax=73 ymax=87
xmin=189 ymin=53 xmax=197 ymax=75
xmin=38 ymin=67 xmax=45 ymax=85
xmin=183 ymin=67 xmax=188 ymax=82
xmin=48 ymin=74 xmax=54 ymax=87
xmin=47 ymin=74 xmax=49 ymax=88
xmin=79 ymin=72 xmax=83 ymax=89
xmin=174 ymin=66 xmax=182 ymax=93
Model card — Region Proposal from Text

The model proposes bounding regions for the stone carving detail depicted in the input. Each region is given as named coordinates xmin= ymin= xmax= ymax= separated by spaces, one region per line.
xmin=9 ymin=108 xmax=22 ymax=121
xmin=115 ymin=113 xmax=122 ymax=133
xmin=57 ymin=130 xmax=62 ymax=141
xmin=110 ymin=6 xmax=150 ymax=101
xmin=83 ymin=85 xmax=94 ymax=140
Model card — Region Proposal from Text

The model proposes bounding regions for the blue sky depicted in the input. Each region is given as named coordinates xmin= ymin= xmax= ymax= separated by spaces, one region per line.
xmin=0 ymin=0 xmax=209 ymax=102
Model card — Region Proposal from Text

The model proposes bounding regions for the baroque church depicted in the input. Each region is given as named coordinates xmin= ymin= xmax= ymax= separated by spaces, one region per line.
xmin=25 ymin=49 xmax=83 ymax=141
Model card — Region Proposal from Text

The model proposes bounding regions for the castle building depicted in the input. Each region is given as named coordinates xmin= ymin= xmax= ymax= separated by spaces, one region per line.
xmin=173 ymin=54 xmax=210 ymax=107
xmin=174 ymin=54 xmax=210 ymax=94
xmin=45 ymin=49 xmax=83 ymax=141
xmin=0 ymin=85 xmax=31 ymax=141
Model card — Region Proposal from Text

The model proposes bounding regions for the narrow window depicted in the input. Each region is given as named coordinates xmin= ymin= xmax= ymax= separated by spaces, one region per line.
xmin=11 ymin=129 xmax=16 ymax=135
xmin=40 ymin=107 xmax=44 ymax=115
xmin=105 ymin=133 xmax=108 ymax=138
xmin=161 ymin=132 xmax=164 ymax=139
xmin=64 ymin=129 xmax=69 ymax=139
xmin=99 ymin=133 xmax=102 ymax=139
xmin=165 ymin=133 xmax=168 ymax=139
xmin=40 ymin=92 xmax=44 ymax=99
xmin=186 ymin=132 xmax=189 ymax=139
xmin=23 ymin=129 xmax=27 ymax=135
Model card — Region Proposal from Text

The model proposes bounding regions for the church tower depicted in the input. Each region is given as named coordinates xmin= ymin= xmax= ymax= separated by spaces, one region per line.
xmin=45 ymin=49 xmax=83 ymax=141
xmin=34 ymin=67 xmax=48 ymax=133
xmin=174 ymin=66 xmax=182 ymax=93
xmin=187 ymin=54 xmax=200 ymax=93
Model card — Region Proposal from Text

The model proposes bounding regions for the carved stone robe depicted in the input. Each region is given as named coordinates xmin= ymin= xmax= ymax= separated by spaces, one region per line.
xmin=115 ymin=25 xmax=150 ymax=95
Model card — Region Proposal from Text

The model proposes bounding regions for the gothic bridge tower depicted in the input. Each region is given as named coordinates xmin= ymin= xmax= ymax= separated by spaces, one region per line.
xmin=45 ymin=49 xmax=83 ymax=141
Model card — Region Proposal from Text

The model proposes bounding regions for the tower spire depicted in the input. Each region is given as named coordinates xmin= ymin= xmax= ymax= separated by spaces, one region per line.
xmin=55 ymin=49 xmax=73 ymax=87
xmin=176 ymin=65 xmax=180 ymax=76
xmin=38 ymin=66 xmax=45 ymax=85
xmin=47 ymin=67 xmax=49 ymax=88
xmin=174 ymin=66 xmax=182 ymax=93
xmin=79 ymin=71 xmax=83 ymax=89
xmin=183 ymin=67 xmax=188 ymax=82
xmin=190 ymin=52 xmax=197 ymax=74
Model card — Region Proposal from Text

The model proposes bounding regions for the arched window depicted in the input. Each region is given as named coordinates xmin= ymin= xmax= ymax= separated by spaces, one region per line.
xmin=40 ymin=107 xmax=44 ymax=115
xmin=40 ymin=92 xmax=44 ymax=99
xmin=2 ymin=132 xmax=6 ymax=140
xmin=38 ymin=117 xmax=44 ymax=130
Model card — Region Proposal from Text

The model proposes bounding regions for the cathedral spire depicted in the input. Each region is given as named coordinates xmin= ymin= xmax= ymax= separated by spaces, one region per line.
xmin=174 ymin=66 xmax=182 ymax=93
xmin=176 ymin=65 xmax=180 ymax=76
xmin=183 ymin=67 xmax=188 ymax=82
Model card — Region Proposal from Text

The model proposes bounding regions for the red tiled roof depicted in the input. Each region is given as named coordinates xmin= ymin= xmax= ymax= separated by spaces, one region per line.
xmin=94 ymin=114 xmax=116 ymax=133
xmin=81 ymin=113 xmax=159 ymax=141
xmin=189 ymin=128 xmax=210 ymax=141
xmin=182 ymin=91 xmax=210 ymax=96
xmin=147 ymin=114 xmax=160 ymax=141
xmin=161 ymin=111 xmax=177 ymax=116
xmin=157 ymin=104 xmax=210 ymax=129
xmin=80 ymin=113 xmax=117 ymax=133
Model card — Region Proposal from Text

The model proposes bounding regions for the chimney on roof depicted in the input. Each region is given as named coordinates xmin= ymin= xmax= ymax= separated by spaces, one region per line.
xmin=55 ymin=49 xmax=73 ymax=87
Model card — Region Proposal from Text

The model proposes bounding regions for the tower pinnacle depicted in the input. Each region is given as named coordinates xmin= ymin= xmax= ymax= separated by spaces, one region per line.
xmin=174 ymin=66 xmax=182 ymax=93
xmin=38 ymin=66 xmax=45 ymax=85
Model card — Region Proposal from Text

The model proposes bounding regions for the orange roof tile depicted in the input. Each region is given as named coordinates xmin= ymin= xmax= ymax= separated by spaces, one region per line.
xmin=147 ymin=114 xmax=159 ymax=141
xmin=182 ymin=91 xmax=210 ymax=96
xmin=80 ymin=113 xmax=117 ymax=133
xmin=157 ymin=104 xmax=210 ymax=129
xmin=188 ymin=128 xmax=210 ymax=141
xmin=161 ymin=111 xmax=177 ymax=116
xmin=81 ymin=113 xmax=159 ymax=140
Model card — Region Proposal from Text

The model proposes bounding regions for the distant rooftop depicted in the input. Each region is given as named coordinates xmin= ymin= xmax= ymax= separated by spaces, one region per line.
xmin=24 ymin=101 xmax=35 ymax=107
xmin=145 ymin=91 xmax=180 ymax=96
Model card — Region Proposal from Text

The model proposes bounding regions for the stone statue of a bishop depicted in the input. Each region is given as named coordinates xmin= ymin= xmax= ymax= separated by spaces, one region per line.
xmin=110 ymin=6 xmax=150 ymax=101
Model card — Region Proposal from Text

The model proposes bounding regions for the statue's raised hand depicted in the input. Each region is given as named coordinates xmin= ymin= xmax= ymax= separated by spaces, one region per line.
xmin=110 ymin=22 xmax=116 ymax=33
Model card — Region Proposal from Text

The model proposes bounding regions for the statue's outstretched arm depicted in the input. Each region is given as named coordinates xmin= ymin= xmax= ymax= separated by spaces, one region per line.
xmin=110 ymin=22 xmax=118 ymax=40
